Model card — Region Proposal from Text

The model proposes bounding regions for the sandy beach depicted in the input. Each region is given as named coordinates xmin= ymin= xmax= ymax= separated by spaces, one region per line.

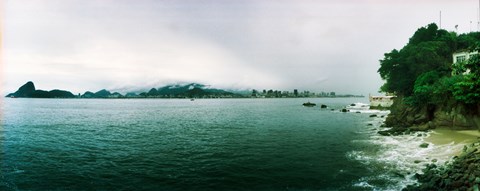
xmin=425 ymin=128 xmax=480 ymax=156
xmin=426 ymin=128 xmax=480 ymax=144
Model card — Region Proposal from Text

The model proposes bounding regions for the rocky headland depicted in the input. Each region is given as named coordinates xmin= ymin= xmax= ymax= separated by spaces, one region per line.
xmin=375 ymin=23 xmax=480 ymax=190
xmin=403 ymin=141 xmax=480 ymax=191
xmin=379 ymin=96 xmax=480 ymax=136
xmin=379 ymin=98 xmax=480 ymax=190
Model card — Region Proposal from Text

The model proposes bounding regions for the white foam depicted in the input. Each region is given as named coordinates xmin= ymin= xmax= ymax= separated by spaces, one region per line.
xmin=353 ymin=180 xmax=374 ymax=189
xmin=347 ymin=112 xmax=464 ymax=190
xmin=349 ymin=109 xmax=390 ymax=114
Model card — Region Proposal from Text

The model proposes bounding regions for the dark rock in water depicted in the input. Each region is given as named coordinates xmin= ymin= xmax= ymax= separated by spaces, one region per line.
xmin=378 ymin=127 xmax=407 ymax=136
xmin=369 ymin=114 xmax=377 ymax=117
xmin=7 ymin=81 xmax=36 ymax=97
xmin=356 ymin=111 xmax=361 ymax=113
xmin=431 ymin=159 xmax=438 ymax=163
xmin=367 ymin=123 xmax=373 ymax=126
xmin=419 ymin=143 xmax=429 ymax=148
xmin=331 ymin=109 xmax=335 ymax=111
xmin=341 ymin=108 xmax=348 ymax=112
xmin=320 ymin=104 xmax=327 ymax=108
xmin=414 ymin=160 xmax=422 ymax=164
xmin=303 ymin=102 xmax=316 ymax=107
xmin=378 ymin=130 xmax=391 ymax=136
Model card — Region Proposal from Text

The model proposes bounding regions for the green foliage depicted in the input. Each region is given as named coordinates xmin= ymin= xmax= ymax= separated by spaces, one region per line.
xmin=379 ymin=23 xmax=480 ymax=106
xmin=409 ymin=71 xmax=441 ymax=105
xmin=378 ymin=23 xmax=453 ymax=96
xmin=408 ymin=23 xmax=439 ymax=45
xmin=453 ymin=54 xmax=480 ymax=104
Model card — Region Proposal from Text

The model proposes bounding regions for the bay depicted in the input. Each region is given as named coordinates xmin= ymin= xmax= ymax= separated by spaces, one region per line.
xmin=1 ymin=98 xmax=386 ymax=190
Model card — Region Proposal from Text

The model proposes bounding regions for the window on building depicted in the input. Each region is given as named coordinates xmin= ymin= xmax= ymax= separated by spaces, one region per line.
xmin=456 ymin=55 xmax=466 ymax=63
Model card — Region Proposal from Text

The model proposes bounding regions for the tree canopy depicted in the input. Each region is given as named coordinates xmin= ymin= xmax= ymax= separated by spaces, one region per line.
xmin=378 ymin=23 xmax=480 ymax=105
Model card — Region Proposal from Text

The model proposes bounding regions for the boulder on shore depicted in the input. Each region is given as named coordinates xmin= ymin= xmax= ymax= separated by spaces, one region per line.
xmin=419 ymin=143 xmax=429 ymax=148
xmin=403 ymin=142 xmax=480 ymax=191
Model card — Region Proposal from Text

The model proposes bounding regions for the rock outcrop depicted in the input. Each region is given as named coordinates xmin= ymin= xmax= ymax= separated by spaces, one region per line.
xmin=403 ymin=142 xmax=480 ymax=191
xmin=384 ymin=96 xmax=480 ymax=131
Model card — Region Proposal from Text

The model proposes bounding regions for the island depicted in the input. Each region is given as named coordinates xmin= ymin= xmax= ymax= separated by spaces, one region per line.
xmin=6 ymin=81 xmax=76 ymax=98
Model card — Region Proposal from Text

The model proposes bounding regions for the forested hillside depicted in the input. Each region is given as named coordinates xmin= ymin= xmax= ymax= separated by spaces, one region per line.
xmin=378 ymin=23 xmax=480 ymax=130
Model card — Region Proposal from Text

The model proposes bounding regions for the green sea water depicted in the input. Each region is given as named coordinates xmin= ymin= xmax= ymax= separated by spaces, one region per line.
xmin=1 ymin=98 xmax=423 ymax=190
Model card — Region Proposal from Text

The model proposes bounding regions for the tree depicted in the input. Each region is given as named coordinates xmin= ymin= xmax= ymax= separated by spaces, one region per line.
xmin=453 ymin=53 xmax=480 ymax=104
xmin=378 ymin=23 xmax=455 ymax=96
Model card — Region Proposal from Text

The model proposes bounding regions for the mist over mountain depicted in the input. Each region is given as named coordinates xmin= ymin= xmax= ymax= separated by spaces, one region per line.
xmin=6 ymin=81 xmax=240 ymax=99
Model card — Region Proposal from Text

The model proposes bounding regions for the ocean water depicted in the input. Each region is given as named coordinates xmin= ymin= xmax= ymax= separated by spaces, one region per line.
xmin=0 ymin=98 xmax=456 ymax=190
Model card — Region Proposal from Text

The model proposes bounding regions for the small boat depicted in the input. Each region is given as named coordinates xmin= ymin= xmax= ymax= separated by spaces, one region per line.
xmin=303 ymin=102 xmax=316 ymax=107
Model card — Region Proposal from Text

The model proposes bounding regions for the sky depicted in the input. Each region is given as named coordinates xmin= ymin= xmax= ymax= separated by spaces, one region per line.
xmin=1 ymin=0 xmax=479 ymax=95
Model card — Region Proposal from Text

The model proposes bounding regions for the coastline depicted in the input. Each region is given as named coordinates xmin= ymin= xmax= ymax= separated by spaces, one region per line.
xmin=426 ymin=129 xmax=480 ymax=145
xmin=403 ymin=138 xmax=480 ymax=190
xmin=353 ymin=109 xmax=480 ymax=190
xmin=399 ymin=128 xmax=480 ymax=190
xmin=424 ymin=128 xmax=480 ymax=156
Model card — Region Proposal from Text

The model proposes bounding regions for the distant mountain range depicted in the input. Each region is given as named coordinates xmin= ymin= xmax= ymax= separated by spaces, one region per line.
xmin=6 ymin=81 xmax=76 ymax=98
xmin=6 ymin=81 xmax=239 ymax=98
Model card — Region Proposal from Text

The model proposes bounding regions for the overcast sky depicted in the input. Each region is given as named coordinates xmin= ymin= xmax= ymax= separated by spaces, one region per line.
xmin=2 ymin=0 xmax=479 ymax=95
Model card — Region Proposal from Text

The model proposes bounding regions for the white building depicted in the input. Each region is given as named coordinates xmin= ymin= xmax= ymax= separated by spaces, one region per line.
xmin=369 ymin=95 xmax=395 ymax=108
xmin=453 ymin=51 xmax=478 ymax=64
xmin=452 ymin=51 xmax=478 ymax=75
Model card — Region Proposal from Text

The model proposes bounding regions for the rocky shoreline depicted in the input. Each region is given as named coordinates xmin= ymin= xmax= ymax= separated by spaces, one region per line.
xmin=403 ymin=141 xmax=480 ymax=191
xmin=378 ymin=97 xmax=480 ymax=190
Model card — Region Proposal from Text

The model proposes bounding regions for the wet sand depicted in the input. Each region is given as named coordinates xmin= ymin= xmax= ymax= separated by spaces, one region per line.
xmin=424 ymin=128 xmax=480 ymax=156
xmin=426 ymin=128 xmax=480 ymax=145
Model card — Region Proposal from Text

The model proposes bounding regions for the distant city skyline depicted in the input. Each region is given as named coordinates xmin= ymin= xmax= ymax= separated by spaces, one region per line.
xmin=2 ymin=0 xmax=479 ymax=96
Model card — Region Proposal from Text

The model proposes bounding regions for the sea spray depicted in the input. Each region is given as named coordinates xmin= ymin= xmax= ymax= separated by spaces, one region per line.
xmin=347 ymin=110 xmax=467 ymax=190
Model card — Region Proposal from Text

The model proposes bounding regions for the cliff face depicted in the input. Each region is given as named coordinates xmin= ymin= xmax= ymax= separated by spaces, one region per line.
xmin=430 ymin=103 xmax=480 ymax=130
xmin=385 ymin=97 xmax=480 ymax=130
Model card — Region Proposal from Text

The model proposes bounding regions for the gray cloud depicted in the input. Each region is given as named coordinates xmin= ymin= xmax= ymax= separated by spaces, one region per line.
xmin=3 ymin=0 xmax=478 ymax=95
